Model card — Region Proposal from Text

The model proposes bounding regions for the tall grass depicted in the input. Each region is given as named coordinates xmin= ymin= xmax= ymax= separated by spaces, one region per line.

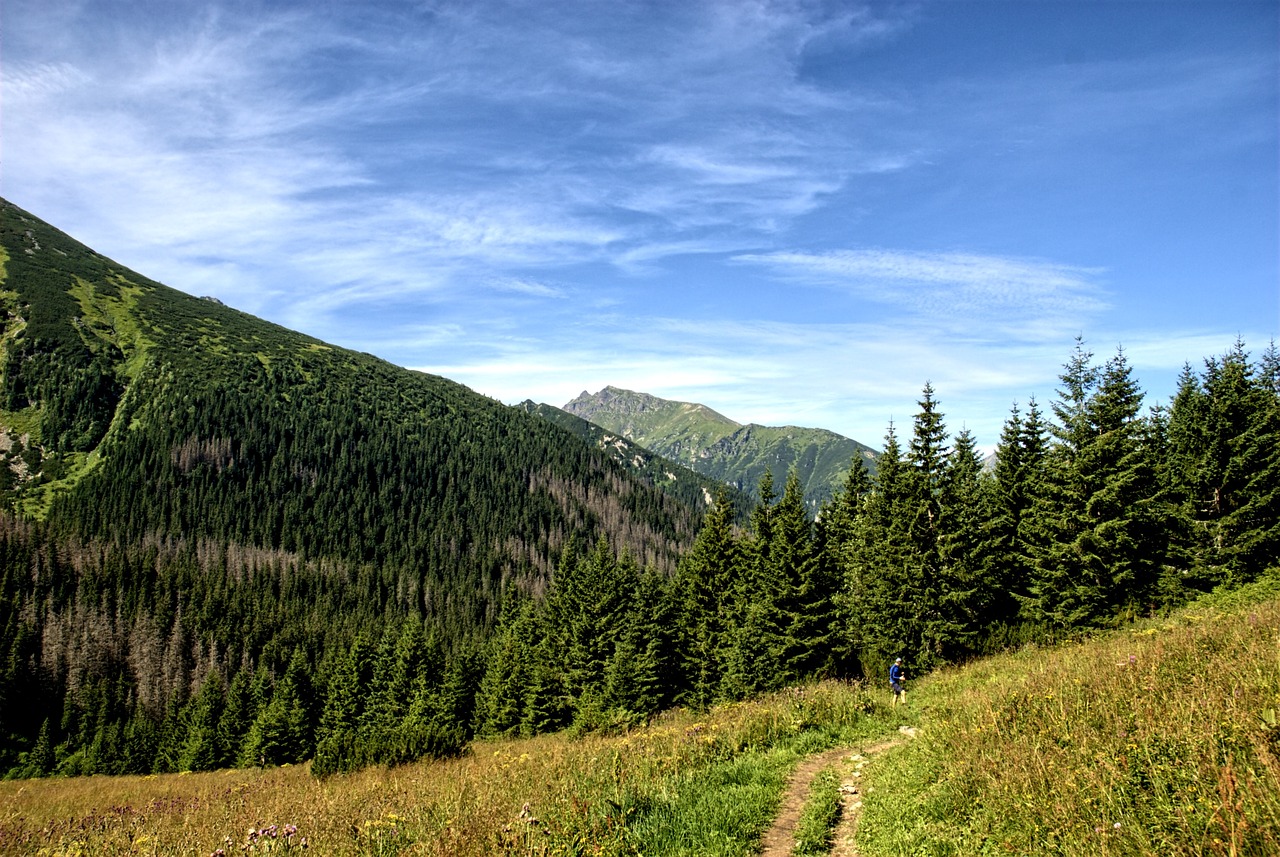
xmin=858 ymin=586 xmax=1280 ymax=856
xmin=0 ymin=682 xmax=893 ymax=856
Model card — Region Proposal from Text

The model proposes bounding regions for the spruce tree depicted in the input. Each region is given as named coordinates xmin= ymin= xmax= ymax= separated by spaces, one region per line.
xmin=935 ymin=427 xmax=990 ymax=659
xmin=1028 ymin=344 xmax=1157 ymax=628
xmin=904 ymin=384 xmax=953 ymax=668
xmin=1166 ymin=341 xmax=1279 ymax=586
xmin=473 ymin=602 xmax=539 ymax=737
xmin=986 ymin=399 xmax=1048 ymax=632
xmin=675 ymin=490 xmax=740 ymax=707
xmin=312 ymin=635 xmax=372 ymax=775
xmin=178 ymin=672 xmax=224 ymax=772
xmin=817 ymin=457 xmax=873 ymax=678
xmin=216 ymin=669 xmax=254 ymax=770
xmin=846 ymin=423 xmax=915 ymax=677
xmin=720 ymin=473 xmax=790 ymax=698
xmin=771 ymin=470 xmax=816 ymax=679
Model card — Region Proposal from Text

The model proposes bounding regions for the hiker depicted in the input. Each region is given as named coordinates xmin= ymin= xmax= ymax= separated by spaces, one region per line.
xmin=890 ymin=657 xmax=906 ymax=707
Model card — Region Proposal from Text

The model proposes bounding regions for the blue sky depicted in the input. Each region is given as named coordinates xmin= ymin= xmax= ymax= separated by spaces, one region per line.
xmin=5 ymin=0 xmax=1277 ymax=451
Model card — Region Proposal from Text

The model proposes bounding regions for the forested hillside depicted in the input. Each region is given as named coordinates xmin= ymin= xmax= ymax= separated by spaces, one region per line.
xmin=0 ymin=199 xmax=707 ymax=777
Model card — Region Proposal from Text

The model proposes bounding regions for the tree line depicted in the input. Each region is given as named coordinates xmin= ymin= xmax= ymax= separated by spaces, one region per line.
xmin=2 ymin=338 xmax=1276 ymax=778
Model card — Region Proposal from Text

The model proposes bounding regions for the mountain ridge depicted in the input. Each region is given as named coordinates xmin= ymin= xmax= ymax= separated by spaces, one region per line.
xmin=561 ymin=386 xmax=878 ymax=507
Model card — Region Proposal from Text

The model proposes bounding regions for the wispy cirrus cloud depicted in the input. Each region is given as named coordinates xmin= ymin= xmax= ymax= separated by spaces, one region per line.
xmin=3 ymin=0 xmax=919 ymax=311
xmin=735 ymin=249 xmax=1109 ymax=334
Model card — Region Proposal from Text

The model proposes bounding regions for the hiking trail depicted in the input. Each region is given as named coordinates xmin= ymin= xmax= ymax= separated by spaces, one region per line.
xmin=758 ymin=728 xmax=916 ymax=857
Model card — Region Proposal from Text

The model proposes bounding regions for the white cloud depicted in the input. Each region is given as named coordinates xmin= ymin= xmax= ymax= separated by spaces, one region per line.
xmin=489 ymin=278 xmax=568 ymax=299
xmin=735 ymin=249 xmax=1110 ymax=334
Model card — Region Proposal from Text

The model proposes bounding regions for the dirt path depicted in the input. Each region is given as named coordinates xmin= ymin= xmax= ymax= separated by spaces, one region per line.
xmin=758 ymin=732 xmax=911 ymax=857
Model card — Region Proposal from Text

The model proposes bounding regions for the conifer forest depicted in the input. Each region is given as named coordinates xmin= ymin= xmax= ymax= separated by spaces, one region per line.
xmin=0 ymin=198 xmax=1277 ymax=780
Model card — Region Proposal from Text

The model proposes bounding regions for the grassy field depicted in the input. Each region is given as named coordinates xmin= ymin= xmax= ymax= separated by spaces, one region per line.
xmin=4 ymin=584 xmax=1276 ymax=857
xmin=0 ymin=683 xmax=897 ymax=856
xmin=858 ymin=581 xmax=1280 ymax=856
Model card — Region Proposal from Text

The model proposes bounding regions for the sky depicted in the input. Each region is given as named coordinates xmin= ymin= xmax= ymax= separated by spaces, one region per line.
xmin=4 ymin=0 xmax=1278 ymax=452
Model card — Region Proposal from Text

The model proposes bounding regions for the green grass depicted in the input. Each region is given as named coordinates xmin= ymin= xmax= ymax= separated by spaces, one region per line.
xmin=793 ymin=767 xmax=842 ymax=856
xmin=68 ymin=275 xmax=153 ymax=372
xmin=857 ymin=581 xmax=1280 ymax=856
xmin=621 ymin=748 xmax=797 ymax=856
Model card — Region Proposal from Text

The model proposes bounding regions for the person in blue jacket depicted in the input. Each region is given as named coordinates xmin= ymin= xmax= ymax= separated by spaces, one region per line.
xmin=890 ymin=657 xmax=906 ymax=707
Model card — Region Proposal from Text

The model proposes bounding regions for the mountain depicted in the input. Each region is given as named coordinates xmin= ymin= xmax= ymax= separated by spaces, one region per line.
xmin=517 ymin=400 xmax=754 ymax=523
xmin=561 ymin=386 xmax=878 ymax=508
xmin=0 ymin=198 xmax=705 ymax=628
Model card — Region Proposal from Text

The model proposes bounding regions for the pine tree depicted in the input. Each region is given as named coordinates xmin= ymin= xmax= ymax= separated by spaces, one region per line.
xmin=816 ymin=457 xmax=873 ymax=678
xmin=1166 ymin=341 xmax=1279 ymax=586
xmin=934 ymin=427 xmax=990 ymax=659
xmin=601 ymin=565 xmax=673 ymax=720
xmin=720 ymin=473 xmax=790 ymax=698
xmin=240 ymin=649 xmax=315 ymax=766
xmin=312 ymin=635 xmax=372 ymax=775
xmin=553 ymin=536 xmax=627 ymax=709
xmin=26 ymin=718 xmax=55 ymax=777
xmin=906 ymin=384 xmax=960 ymax=666
xmin=473 ymin=603 xmax=539 ymax=737
xmin=675 ymin=489 xmax=741 ymax=707
xmin=1028 ymin=344 xmax=1158 ymax=628
xmin=121 ymin=710 xmax=159 ymax=775
xmin=846 ymin=423 xmax=915 ymax=677
xmin=986 ymin=399 xmax=1048 ymax=633
xmin=215 ymin=669 xmax=254 ymax=770
xmin=178 ymin=671 xmax=224 ymax=772
xmin=775 ymin=470 xmax=839 ymax=679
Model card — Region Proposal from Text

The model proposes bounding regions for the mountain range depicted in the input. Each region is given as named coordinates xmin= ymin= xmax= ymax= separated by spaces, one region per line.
xmin=559 ymin=386 xmax=878 ymax=509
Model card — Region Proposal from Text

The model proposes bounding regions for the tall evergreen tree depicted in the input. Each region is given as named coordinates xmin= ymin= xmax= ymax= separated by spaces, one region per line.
xmin=721 ymin=473 xmax=789 ymax=698
xmin=935 ymin=427 xmax=990 ymax=659
xmin=771 ymin=471 xmax=816 ymax=679
xmin=1027 ymin=344 xmax=1157 ymax=627
xmin=817 ymin=457 xmax=873 ymax=678
xmin=986 ymin=399 xmax=1048 ymax=630
xmin=903 ymin=384 xmax=955 ymax=668
xmin=674 ymin=490 xmax=741 ymax=707
xmin=240 ymin=649 xmax=316 ymax=766
xmin=178 ymin=671 xmax=225 ymax=772
xmin=846 ymin=423 xmax=915 ymax=676
xmin=473 ymin=602 xmax=541 ymax=737
xmin=1165 ymin=342 xmax=1279 ymax=587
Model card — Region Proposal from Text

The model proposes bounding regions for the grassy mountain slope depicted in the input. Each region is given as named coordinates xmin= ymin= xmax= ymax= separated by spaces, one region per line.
xmin=859 ymin=580 xmax=1280 ymax=856
xmin=0 ymin=199 xmax=704 ymax=628
xmin=562 ymin=385 xmax=878 ymax=507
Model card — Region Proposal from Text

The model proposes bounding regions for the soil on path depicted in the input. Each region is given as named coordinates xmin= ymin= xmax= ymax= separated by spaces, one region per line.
xmin=758 ymin=733 xmax=909 ymax=857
